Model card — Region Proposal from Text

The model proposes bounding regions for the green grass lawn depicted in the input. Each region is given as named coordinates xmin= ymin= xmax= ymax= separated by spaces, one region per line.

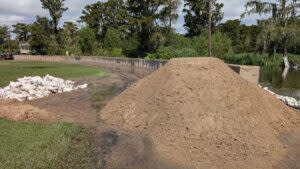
xmin=0 ymin=119 xmax=93 ymax=169
xmin=0 ymin=61 xmax=105 ymax=87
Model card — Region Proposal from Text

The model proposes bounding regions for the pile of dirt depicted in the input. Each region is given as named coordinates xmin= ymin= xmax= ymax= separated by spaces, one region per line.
xmin=100 ymin=57 xmax=300 ymax=169
xmin=0 ymin=100 xmax=55 ymax=121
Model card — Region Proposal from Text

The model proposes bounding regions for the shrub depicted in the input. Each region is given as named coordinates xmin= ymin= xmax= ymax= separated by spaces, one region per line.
xmin=107 ymin=48 xmax=124 ymax=57
xmin=192 ymin=32 xmax=233 ymax=57
xmin=122 ymin=36 xmax=140 ymax=57
xmin=166 ymin=32 xmax=192 ymax=49
xmin=103 ymin=28 xmax=124 ymax=49
xmin=146 ymin=46 xmax=198 ymax=60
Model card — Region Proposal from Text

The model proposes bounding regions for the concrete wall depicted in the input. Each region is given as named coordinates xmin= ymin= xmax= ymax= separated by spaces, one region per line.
xmin=15 ymin=55 xmax=167 ymax=74
xmin=228 ymin=64 xmax=260 ymax=84
xmin=15 ymin=55 xmax=260 ymax=84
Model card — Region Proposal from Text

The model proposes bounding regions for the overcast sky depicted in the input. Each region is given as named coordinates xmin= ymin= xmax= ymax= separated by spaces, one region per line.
xmin=0 ymin=0 xmax=265 ymax=33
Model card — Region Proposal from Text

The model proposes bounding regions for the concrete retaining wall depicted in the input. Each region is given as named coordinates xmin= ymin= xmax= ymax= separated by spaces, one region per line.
xmin=14 ymin=55 xmax=260 ymax=84
xmin=228 ymin=64 xmax=260 ymax=84
xmin=15 ymin=55 xmax=167 ymax=74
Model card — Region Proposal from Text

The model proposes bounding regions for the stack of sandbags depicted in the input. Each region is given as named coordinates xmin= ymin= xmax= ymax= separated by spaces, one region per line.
xmin=262 ymin=86 xmax=300 ymax=109
xmin=0 ymin=75 xmax=88 ymax=101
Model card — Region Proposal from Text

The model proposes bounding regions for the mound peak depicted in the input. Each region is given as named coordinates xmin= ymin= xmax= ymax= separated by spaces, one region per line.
xmin=101 ymin=57 xmax=299 ymax=169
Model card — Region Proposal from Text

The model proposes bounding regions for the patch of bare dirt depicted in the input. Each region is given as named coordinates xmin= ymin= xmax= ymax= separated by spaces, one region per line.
xmin=100 ymin=57 xmax=300 ymax=169
xmin=0 ymin=99 xmax=56 ymax=121
xmin=25 ymin=72 xmax=140 ymax=127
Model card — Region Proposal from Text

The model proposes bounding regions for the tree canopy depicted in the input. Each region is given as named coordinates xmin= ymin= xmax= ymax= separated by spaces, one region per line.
xmin=243 ymin=0 xmax=300 ymax=58
xmin=40 ymin=0 xmax=68 ymax=37
xmin=183 ymin=0 xmax=224 ymax=37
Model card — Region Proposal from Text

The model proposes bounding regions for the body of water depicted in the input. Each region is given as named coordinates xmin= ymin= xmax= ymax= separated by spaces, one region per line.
xmin=259 ymin=68 xmax=300 ymax=100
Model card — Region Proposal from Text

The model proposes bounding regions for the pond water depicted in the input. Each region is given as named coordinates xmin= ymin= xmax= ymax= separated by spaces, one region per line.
xmin=259 ymin=68 xmax=300 ymax=100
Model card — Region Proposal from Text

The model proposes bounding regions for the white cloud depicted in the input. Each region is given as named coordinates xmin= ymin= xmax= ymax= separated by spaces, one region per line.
xmin=0 ymin=0 xmax=98 ymax=26
xmin=0 ymin=0 xmax=268 ymax=33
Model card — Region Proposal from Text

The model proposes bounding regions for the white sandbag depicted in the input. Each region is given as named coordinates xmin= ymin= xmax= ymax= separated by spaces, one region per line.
xmin=0 ymin=74 xmax=88 ymax=101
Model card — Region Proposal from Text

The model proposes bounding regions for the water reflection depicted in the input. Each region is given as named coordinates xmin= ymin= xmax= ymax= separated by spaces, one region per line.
xmin=260 ymin=67 xmax=300 ymax=100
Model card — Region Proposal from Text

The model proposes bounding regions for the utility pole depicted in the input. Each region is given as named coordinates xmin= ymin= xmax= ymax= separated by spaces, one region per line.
xmin=208 ymin=0 xmax=212 ymax=57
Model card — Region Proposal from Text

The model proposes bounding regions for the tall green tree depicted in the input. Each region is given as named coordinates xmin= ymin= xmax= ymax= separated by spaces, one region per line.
xmin=127 ymin=0 xmax=179 ymax=56
xmin=0 ymin=26 xmax=9 ymax=52
xmin=218 ymin=20 xmax=241 ymax=52
xmin=0 ymin=26 xmax=9 ymax=46
xmin=40 ymin=0 xmax=68 ymax=38
xmin=12 ymin=23 xmax=30 ymax=42
xmin=80 ymin=0 xmax=128 ymax=39
xmin=103 ymin=27 xmax=124 ymax=49
xmin=183 ymin=0 xmax=224 ymax=37
xmin=77 ymin=27 xmax=97 ymax=55
xmin=29 ymin=16 xmax=54 ymax=55
xmin=243 ymin=0 xmax=300 ymax=65
xmin=60 ymin=22 xmax=78 ymax=53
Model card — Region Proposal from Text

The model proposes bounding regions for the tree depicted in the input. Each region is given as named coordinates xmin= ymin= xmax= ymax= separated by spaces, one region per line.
xmin=103 ymin=27 xmax=124 ymax=49
xmin=159 ymin=0 xmax=180 ymax=30
xmin=80 ymin=0 xmax=128 ymax=40
xmin=243 ymin=0 xmax=300 ymax=66
xmin=77 ymin=27 xmax=97 ymax=55
xmin=0 ymin=26 xmax=9 ymax=52
xmin=12 ymin=23 xmax=30 ymax=42
xmin=219 ymin=20 xmax=241 ymax=52
xmin=183 ymin=0 xmax=224 ymax=37
xmin=80 ymin=0 xmax=179 ymax=57
xmin=29 ymin=16 xmax=54 ymax=55
xmin=40 ymin=0 xmax=68 ymax=38
xmin=61 ymin=22 xmax=78 ymax=52
xmin=127 ymin=0 xmax=179 ymax=56
xmin=0 ymin=26 xmax=9 ymax=46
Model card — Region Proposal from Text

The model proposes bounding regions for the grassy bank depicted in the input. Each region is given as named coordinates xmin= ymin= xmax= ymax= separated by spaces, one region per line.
xmin=0 ymin=61 xmax=105 ymax=87
xmin=0 ymin=119 xmax=93 ymax=169
xmin=222 ymin=53 xmax=300 ymax=67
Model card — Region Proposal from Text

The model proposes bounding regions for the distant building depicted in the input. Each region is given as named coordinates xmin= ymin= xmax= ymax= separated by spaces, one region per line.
xmin=19 ymin=42 xmax=31 ymax=54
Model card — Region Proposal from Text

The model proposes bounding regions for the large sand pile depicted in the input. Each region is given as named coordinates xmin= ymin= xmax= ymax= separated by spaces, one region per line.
xmin=101 ymin=57 xmax=299 ymax=169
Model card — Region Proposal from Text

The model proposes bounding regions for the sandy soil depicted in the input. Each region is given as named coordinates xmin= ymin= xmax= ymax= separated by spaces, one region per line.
xmin=100 ymin=57 xmax=300 ymax=169
xmin=0 ymin=100 xmax=56 ymax=121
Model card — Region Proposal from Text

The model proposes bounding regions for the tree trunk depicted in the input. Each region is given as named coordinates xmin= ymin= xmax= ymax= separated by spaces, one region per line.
xmin=283 ymin=47 xmax=290 ymax=68
xmin=272 ymin=45 xmax=277 ymax=61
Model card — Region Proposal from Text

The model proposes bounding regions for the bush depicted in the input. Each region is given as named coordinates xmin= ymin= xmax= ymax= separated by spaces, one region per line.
xmin=107 ymin=48 xmax=124 ymax=57
xmin=222 ymin=53 xmax=267 ymax=66
xmin=103 ymin=28 xmax=124 ymax=49
xmin=146 ymin=46 xmax=198 ymax=60
xmin=192 ymin=32 xmax=233 ymax=57
xmin=166 ymin=32 xmax=192 ymax=49
xmin=122 ymin=36 xmax=140 ymax=57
